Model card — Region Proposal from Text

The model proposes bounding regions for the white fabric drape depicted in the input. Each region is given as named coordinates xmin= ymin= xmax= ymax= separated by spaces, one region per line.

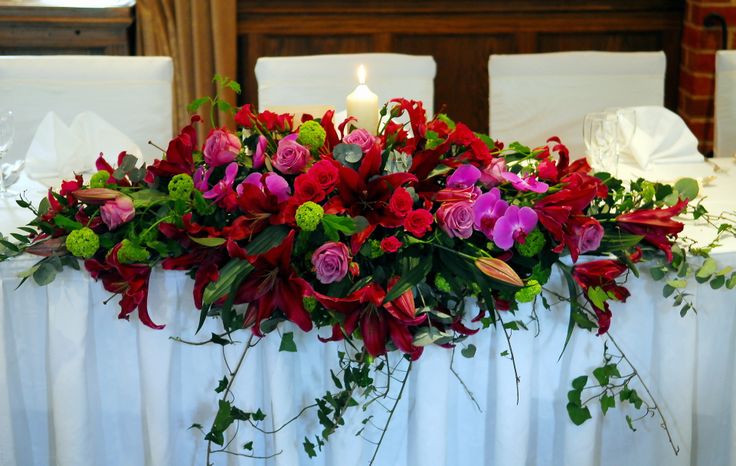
xmin=2 ymin=249 xmax=736 ymax=466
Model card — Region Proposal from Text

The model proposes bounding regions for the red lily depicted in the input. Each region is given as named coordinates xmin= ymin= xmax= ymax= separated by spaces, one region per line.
xmin=572 ymin=259 xmax=630 ymax=335
xmin=146 ymin=115 xmax=200 ymax=179
xmin=616 ymin=199 xmax=688 ymax=262
xmin=312 ymin=279 xmax=426 ymax=360
xmin=84 ymin=243 xmax=163 ymax=329
xmin=234 ymin=231 xmax=313 ymax=335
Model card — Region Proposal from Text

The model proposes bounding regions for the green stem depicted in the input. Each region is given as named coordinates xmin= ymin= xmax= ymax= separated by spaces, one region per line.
xmin=368 ymin=359 xmax=412 ymax=466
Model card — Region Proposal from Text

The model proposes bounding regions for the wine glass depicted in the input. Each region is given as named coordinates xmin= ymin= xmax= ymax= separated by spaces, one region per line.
xmin=0 ymin=109 xmax=15 ymax=196
xmin=583 ymin=112 xmax=618 ymax=173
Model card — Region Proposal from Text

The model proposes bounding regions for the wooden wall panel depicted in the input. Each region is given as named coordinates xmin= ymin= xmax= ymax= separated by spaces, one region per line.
xmin=237 ymin=0 xmax=685 ymax=132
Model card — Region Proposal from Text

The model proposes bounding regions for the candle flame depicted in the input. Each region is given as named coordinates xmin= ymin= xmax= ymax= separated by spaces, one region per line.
xmin=357 ymin=64 xmax=366 ymax=85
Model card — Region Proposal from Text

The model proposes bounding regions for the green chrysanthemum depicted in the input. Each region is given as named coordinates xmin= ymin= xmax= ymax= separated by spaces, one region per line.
xmin=515 ymin=279 xmax=542 ymax=303
xmin=434 ymin=274 xmax=452 ymax=293
xmin=65 ymin=227 xmax=100 ymax=259
xmin=117 ymin=239 xmax=151 ymax=264
xmin=516 ymin=228 xmax=546 ymax=257
xmin=295 ymin=201 xmax=324 ymax=232
xmin=168 ymin=173 xmax=195 ymax=201
xmin=297 ymin=120 xmax=326 ymax=151
xmin=89 ymin=170 xmax=110 ymax=188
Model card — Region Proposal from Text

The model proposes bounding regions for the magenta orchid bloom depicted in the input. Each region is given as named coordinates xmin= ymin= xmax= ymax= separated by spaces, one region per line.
xmin=237 ymin=172 xmax=291 ymax=203
xmin=473 ymin=188 xmax=509 ymax=240
xmin=203 ymin=162 xmax=239 ymax=202
xmin=447 ymin=165 xmax=481 ymax=189
xmin=503 ymin=172 xmax=549 ymax=193
xmin=493 ymin=205 xmax=538 ymax=250
xmin=253 ymin=135 xmax=267 ymax=169
xmin=480 ymin=158 xmax=507 ymax=187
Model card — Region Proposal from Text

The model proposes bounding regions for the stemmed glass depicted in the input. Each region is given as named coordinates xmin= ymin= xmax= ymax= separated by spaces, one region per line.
xmin=0 ymin=109 xmax=15 ymax=196
xmin=583 ymin=112 xmax=618 ymax=173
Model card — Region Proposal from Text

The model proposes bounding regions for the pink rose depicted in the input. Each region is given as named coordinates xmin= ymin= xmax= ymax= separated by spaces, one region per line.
xmin=273 ymin=134 xmax=309 ymax=174
xmin=311 ymin=242 xmax=350 ymax=284
xmin=100 ymin=196 xmax=135 ymax=230
xmin=572 ymin=216 xmax=604 ymax=254
xmin=343 ymin=128 xmax=376 ymax=152
xmin=436 ymin=201 xmax=474 ymax=239
xmin=203 ymin=128 xmax=241 ymax=167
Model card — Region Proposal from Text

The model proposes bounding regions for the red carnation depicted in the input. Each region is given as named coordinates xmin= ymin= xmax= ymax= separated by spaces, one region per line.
xmin=380 ymin=236 xmax=403 ymax=253
xmin=389 ymin=187 xmax=414 ymax=218
xmin=404 ymin=209 xmax=434 ymax=237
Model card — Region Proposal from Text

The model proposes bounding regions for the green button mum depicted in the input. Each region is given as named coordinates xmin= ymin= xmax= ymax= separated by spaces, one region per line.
xmin=117 ymin=239 xmax=151 ymax=264
xmin=516 ymin=228 xmax=546 ymax=257
xmin=295 ymin=201 xmax=324 ymax=232
xmin=89 ymin=170 xmax=111 ymax=188
xmin=65 ymin=227 xmax=100 ymax=259
xmin=297 ymin=120 xmax=326 ymax=151
xmin=168 ymin=173 xmax=195 ymax=200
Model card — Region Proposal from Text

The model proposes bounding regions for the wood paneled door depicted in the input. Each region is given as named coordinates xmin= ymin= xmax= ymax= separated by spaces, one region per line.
xmin=237 ymin=0 xmax=685 ymax=133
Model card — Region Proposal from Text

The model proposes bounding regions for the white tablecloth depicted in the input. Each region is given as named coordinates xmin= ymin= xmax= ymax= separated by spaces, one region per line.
xmin=1 ymin=161 xmax=736 ymax=466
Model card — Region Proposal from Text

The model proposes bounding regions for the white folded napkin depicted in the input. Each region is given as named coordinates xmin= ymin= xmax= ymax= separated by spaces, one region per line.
xmin=24 ymin=111 xmax=141 ymax=182
xmin=622 ymin=106 xmax=704 ymax=169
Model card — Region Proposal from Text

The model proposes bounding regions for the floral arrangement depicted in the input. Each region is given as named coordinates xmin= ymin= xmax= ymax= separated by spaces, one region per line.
xmin=3 ymin=80 xmax=735 ymax=463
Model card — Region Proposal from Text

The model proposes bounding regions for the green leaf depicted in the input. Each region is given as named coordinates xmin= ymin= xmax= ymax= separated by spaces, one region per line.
xmin=461 ymin=344 xmax=477 ymax=358
xmin=242 ymin=441 xmax=253 ymax=451
xmin=33 ymin=262 xmax=58 ymax=286
xmin=215 ymin=376 xmax=228 ymax=393
xmin=279 ymin=332 xmax=297 ymax=352
xmin=210 ymin=333 xmax=231 ymax=346
xmin=211 ymin=400 xmax=234 ymax=442
xmin=413 ymin=327 xmax=453 ymax=346
xmin=566 ymin=402 xmax=592 ymax=425
xmin=231 ymin=406 xmax=250 ymax=421
xmin=303 ymin=437 xmax=317 ymax=458
xmin=252 ymin=408 xmax=266 ymax=422
xmin=662 ymin=284 xmax=675 ymax=298
xmin=666 ymin=279 xmax=687 ymax=289
xmin=625 ymin=414 xmax=637 ymax=431
xmin=188 ymin=236 xmax=226 ymax=247
xmin=696 ymin=257 xmax=717 ymax=279
xmin=187 ymin=96 xmax=210 ymax=113
xmin=384 ymin=253 xmax=432 ymax=303
xmin=587 ymin=286 xmax=609 ymax=310
xmin=128 ymin=189 xmax=168 ymax=208
xmin=0 ymin=239 xmax=19 ymax=252
xmin=710 ymin=274 xmax=725 ymax=289
xmin=10 ymin=233 xmax=29 ymax=244
xmin=727 ymin=273 xmax=736 ymax=289
xmin=600 ymin=393 xmax=615 ymax=415
xmin=649 ymin=266 xmax=667 ymax=281
xmin=321 ymin=214 xmax=364 ymax=240
xmin=53 ymin=216 xmax=83 ymax=231
xmin=226 ymin=81 xmax=241 ymax=94
xmin=674 ymin=177 xmax=699 ymax=201
xmin=572 ymin=375 xmax=588 ymax=391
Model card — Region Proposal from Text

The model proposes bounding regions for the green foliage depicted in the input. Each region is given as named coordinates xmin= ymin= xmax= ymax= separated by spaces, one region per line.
xmin=279 ymin=332 xmax=298 ymax=352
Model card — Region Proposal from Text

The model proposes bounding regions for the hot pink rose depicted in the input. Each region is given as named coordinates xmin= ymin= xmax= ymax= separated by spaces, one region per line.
xmin=100 ymin=196 xmax=135 ymax=230
xmin=436 ymin=201 xmax=474 ymax=239
xmin=203 ymin=128 xmax=241 ymax=167
xmin=311 ymin=242 xmax=350 ymax=284
xmin=273 ymin=134 xmax=309 ymax=174
xmin=344 ymin=128 xmax=376 ymax=152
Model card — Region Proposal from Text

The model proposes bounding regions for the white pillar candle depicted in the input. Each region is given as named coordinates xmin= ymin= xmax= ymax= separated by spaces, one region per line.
xmin=346 ymin=64 xmax=379 ymax=135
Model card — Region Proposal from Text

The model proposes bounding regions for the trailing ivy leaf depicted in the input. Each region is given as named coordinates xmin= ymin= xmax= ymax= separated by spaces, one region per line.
xmin=303 ymin=437 xmax=317 ymax=458
xmin=215 ymin=376 xmax=228 ymax=394
xmin=210 ymin=333 xmax=231 ymax=346
xmin=625 ymin=414 xmax=637 ymax=431
xmin=461 ymin=344 xmax=477 ymax=358
xmin=600 ymin=393 xmax=615 ymax=415
xmin=231 ymin=406 xmax=250 ymax=421
xmin=566 ymin=402 xmax=592 ymax=425
xmin=242 ymin=441 xmax=253 ymax=451
xmin=252 ymin=408 xmax=266 ymax=422
xmin=209 ymin=400 xmax=234 ymax=444
xmin=571 ymin=375 xmax=588 ymax=391
xmin=279 ymin=332 xmax=297 ymax=352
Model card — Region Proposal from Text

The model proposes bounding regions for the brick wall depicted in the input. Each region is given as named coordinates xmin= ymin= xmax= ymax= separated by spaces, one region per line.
xmin=680 ymin=0 xmax=736 ymax=154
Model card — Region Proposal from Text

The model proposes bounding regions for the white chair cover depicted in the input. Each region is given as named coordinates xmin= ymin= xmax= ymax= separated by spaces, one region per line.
xmin=489 ymin=51 xmax=666 ymax=158
xmin=255 ymin=53 xmax=437 ymax=116
xmin=715 ymin=51 xmax=736 ymax=158
xmin=0 ymin=56 xmax=173 ymax=166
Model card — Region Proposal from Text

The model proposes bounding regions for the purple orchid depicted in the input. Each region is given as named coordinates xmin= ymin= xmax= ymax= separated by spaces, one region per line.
xmin=473 ymin=188 xmax=509 ymax=240
xmin=253 ymin=135 xmax=267 ymax=169
xmin=237 ymin=172 xmax=291 ymax=203
xmin=193 ymin=166 xmax=212 ymax=192
xmin=447 ymin=165 xmax=482 ymax=189
xmin=203 ymin=162 xmax=239 ymax=202
xmin=480 ymin=158 xmax=507 ymax=187
xmin=503 ymin=172 xmax=549 ymax=193
xmin=493 ymin=205 xmax=538 ymax=250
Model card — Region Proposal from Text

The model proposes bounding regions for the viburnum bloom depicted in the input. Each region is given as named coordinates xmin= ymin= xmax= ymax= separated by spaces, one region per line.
xmin=492 ymin=205 xmax=538 ymax=250
xmin=312 ymin=279 xmax=426 ymax=360
xmin=273 ymin=134 xmax=309 ymax=174
xmin=203 ymin=128 xmax=241 ymax=167
xmin=616 ymin=199 xmax=688 ymax=262
xmin=311 ymin=242 xmax=350 ymax=284
xmin=572 ymin=259 xmax=630 ymax=334
xmin=235 ymin=231 xmax=313 ymax=335
xmin=100 ymin=196 xmax=135 ymax=230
